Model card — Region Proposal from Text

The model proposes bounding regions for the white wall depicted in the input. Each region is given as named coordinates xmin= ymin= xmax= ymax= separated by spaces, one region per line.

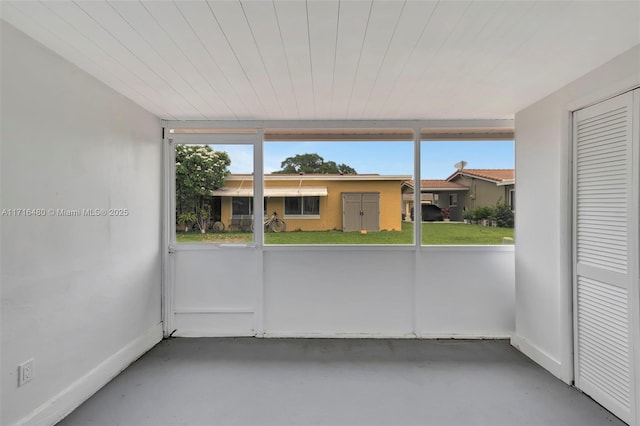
xmin=513 ymin=45 xmax=640 ymax=383
xmin=1 ymin=22 xmax=162 ymax=426
xmin=171 ymin=246 xmax=514 ymax=339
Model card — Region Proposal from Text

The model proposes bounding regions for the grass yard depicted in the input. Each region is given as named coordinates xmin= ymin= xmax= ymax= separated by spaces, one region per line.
xmin=422 ymin=222 xmax=514 ymax=245
xmin=176 ymin=222 xmax=514 ymax=245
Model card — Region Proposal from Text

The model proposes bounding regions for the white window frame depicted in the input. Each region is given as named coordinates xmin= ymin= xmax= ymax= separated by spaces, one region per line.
xmin=165 ymin=120 xmax=514 ymax=250
xmin=449 ymin=193 xmax=458 ymax=207
xmin=166 ymin=130 xmax=263 ymax=248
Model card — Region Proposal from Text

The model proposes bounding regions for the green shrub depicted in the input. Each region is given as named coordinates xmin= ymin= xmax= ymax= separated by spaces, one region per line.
xmin=493 ymin=203 xmax=514 ymax=228
xmin=471 ymin=206 xmax=495 ymax=221
xmin=177 ymin=212 xmax=197 ymax=232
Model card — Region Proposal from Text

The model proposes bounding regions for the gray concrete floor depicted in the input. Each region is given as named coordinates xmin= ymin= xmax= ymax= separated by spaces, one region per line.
xmin=58 ymin=338 xmax=624 ymax=426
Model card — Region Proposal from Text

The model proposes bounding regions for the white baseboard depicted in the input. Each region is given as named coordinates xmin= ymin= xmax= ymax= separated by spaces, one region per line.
xmin=262 ymin=332 xmax=417 ymax=339
xmin=511 ymin=334 xmax=569 ymax=384
xmin=261 ymin=332 xmax=511 ymax=339
xmin=17 ymin=323 xmax=163 ymax=426
xmin=415 ymin=333 xmax=512 ymax=339
xmin=257 ymin=331 xmax=511 ymax=340
xmin=173 ymin=330 xmax=255 ymax=337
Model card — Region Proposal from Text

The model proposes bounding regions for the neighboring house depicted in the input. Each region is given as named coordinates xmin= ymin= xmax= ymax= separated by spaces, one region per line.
xmin=402 ymin=169 xmax=515 ymax=221
xmin=446 ymin=169 xmax=515 ymax=214
xmin=211 ymin=173 xmax=411 ymax=232
xmin=401 ymin=180 xmax=468 ymax=221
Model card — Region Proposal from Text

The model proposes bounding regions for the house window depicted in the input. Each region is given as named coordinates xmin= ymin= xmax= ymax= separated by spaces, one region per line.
xmin=449 ymin=194 xmax=458 ymax=207
xmin=284 ymin=196 xmax=320 ymax=217
xmin=232 ymin=197 xmax=253 ymax=217
xmin=509 ymin=189 xmax=515 ymax=211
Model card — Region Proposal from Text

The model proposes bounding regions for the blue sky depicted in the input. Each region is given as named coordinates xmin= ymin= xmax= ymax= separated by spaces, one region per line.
xmin=215 ymin=140 xmax=514 ymax=179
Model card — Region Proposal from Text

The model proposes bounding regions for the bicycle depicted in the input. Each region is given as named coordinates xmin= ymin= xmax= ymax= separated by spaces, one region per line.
xmin=252 ymin=211 xmax=286 ymax=233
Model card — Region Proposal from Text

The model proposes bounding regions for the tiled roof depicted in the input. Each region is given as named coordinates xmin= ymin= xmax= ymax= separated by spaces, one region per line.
xmin=403 ymin=180 xmax=469 ymax=190
xmin=446 ymin=169 xmax=514 ymax=183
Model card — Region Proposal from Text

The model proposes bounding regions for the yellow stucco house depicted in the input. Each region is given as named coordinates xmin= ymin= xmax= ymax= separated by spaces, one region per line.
xmin=211 ymin=174 xmax=411 ymax=232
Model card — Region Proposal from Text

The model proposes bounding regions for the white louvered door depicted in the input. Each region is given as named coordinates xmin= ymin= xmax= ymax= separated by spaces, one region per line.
xmin=574 ymin=89 xmax=639 ymax=425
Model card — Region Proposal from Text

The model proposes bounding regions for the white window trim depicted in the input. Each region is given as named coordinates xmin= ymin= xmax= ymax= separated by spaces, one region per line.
xmin=165 ymin=119 xmax=515 ymax=250
xmin=284 ymin=214 xmax=321 ymax=220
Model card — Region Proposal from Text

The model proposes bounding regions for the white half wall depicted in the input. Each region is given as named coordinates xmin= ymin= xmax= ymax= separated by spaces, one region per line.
xmin=1 ymin=22 xmax=163 ymax=426
xmin=513 ymin=45 xmax=640 ymax=383
xmin=264 ymin=249 xmax=415 ymax=337
xmin=171 ymin=246 xmax=515 ymax=339
xmin=415 ymin=247 xmax=514 ymax=338
xmin=172 ymin=249 xmax=258 ymax=337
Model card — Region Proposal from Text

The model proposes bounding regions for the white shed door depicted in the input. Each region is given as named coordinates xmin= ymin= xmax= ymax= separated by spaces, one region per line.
xmin=574 ymin=89 xmax=639 ymax=424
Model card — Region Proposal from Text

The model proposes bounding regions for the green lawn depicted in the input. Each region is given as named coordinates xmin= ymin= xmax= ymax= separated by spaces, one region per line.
xmin=422 ymin=223 xmax=514 ymax=245
xmin=176 ymin=222 xmax=514 ymax=245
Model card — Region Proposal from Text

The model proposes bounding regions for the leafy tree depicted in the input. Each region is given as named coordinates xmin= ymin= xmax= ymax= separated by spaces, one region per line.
xmin=176 ymin=144 xmax=231 ymax=233
xmin=274 ymin=153 xmax=356 ymax=174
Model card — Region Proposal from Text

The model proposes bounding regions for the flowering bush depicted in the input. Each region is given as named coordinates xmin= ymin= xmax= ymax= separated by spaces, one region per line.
xmin=176 ymin=144 xmax=231 ymax=233
xmin=441 ymin=207 xmax=451 ymax=219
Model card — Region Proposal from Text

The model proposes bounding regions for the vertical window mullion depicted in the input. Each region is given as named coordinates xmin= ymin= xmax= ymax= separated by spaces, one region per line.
xmin=414 ymin=128 xmax=421 ymax=247
xmin=254 ymin=130 xmax=264 ymax=245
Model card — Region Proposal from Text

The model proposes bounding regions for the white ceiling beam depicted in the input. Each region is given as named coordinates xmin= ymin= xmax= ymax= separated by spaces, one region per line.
xmin=164 ymin=118 xmax=514 ymax=130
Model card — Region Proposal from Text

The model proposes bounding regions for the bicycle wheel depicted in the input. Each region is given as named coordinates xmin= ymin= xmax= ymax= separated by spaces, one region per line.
xmin=212 ymin=221 xmax=225 ymax=232
xmin=270 ymin=218 xmax=286 ymax=233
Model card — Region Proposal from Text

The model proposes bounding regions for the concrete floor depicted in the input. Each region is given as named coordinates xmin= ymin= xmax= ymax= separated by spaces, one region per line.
xmin=58 ymin=338 xmax=624 ymax=426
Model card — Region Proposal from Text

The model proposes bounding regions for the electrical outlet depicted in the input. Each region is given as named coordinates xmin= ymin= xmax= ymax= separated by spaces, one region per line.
xmin=18 ymin=358 xmax=34 ymax=387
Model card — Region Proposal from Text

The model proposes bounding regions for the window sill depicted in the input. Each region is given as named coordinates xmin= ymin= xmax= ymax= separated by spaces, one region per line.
xmin=283 ymin=215 xmax=321 ymax=220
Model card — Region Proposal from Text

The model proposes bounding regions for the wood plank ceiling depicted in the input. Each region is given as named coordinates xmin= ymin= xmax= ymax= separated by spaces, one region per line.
xmin=1 ymin=1 xmax=639 ymax=121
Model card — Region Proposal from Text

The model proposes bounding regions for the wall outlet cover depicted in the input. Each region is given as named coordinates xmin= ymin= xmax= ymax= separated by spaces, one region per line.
xmin=18 ymin=358 xmax=34 ymax=387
